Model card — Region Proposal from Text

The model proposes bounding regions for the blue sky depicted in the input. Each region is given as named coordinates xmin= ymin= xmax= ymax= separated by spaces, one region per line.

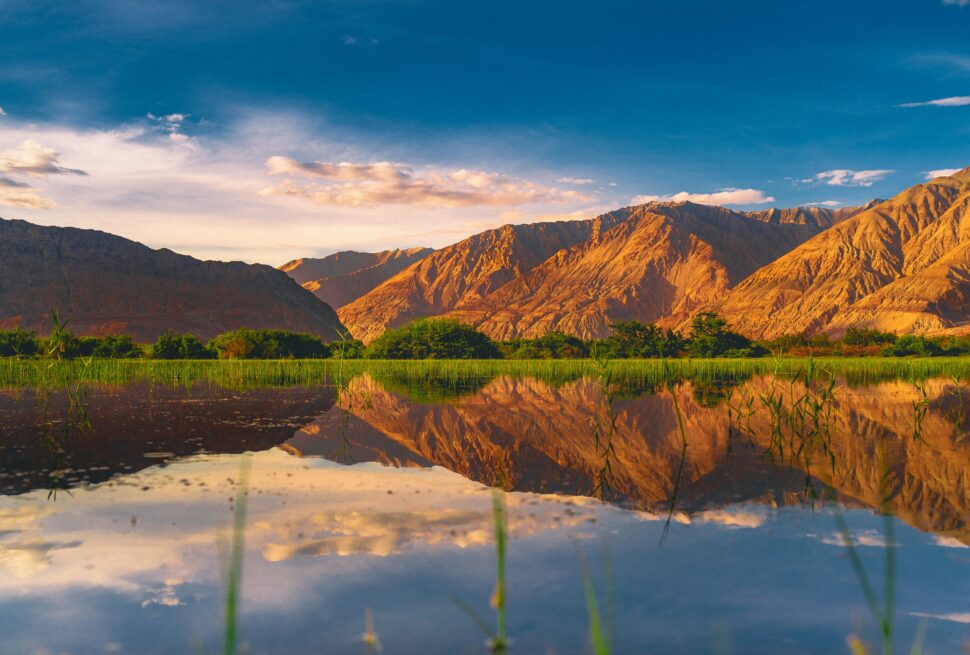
xmin=0 ymin=0 xmax=968 ymax=263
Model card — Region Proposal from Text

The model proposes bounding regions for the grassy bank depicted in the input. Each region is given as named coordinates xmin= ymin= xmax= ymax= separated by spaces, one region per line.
xmin=3 ymin=356 xmax=970 ymax=389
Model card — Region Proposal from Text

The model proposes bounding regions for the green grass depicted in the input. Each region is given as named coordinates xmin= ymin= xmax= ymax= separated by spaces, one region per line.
xmin=3 ymin=356 xmax=970 ymax=390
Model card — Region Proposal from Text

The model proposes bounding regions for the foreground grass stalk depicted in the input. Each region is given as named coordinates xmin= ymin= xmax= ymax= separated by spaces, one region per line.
xmin=224 ymin=455 xmax=251 ymax=655
xmin=490 ymin=488 xmax=509 ymax=653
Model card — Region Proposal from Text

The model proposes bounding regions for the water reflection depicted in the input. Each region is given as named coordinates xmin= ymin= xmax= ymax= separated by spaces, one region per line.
xmin=0 ymin=373 xmax=968 ymax=653
xmin=289 ymin=374 xmax=970 ymax=546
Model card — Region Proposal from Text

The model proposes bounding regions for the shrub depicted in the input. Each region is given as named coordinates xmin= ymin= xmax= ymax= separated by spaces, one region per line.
xmin=0 ymin=328 xmax=39 ymax=357
xmin=208 ymin=329 xmax=330 ymax=359
xmin=329 ymin=338 xmax=366 ymax=359
xmin=843 ymin=327 xmax=897 ymax=346
xmin=881 ymin=335 xmax=944 ymax=357
xmin=596 ymin=320 xmax=685 ymax=358
xmin=152 ymin=331 xmax=214 ymax=359
xmin=366 ymin=318 xmax=501 ymax=359
xmin=90 ymin=334 xmax=139 ymax=358
xmin=504 ymin=331 xmax=589 ymax=359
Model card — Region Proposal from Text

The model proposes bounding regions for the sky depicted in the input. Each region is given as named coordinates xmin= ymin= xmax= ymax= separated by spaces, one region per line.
xmin=0 ymin=0 xmax=968 ymax=264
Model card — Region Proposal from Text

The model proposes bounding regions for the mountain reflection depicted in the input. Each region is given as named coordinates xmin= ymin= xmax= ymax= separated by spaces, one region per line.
xmin=287 ymin=374 xmax=970 ymax=545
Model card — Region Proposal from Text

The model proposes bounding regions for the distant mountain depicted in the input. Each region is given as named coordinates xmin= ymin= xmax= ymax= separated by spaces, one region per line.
xmin=0 ymin=218 xmax=347 ymax=341
xmin=446 ymin=202 xmax=850 ymax=340
xmin=337 ymin=216 xmax=625 ymax=342
xmin=713 ymin=167 xmax=970 ymax=337
xmin=279 ymin=247 xmax=433 ymax=309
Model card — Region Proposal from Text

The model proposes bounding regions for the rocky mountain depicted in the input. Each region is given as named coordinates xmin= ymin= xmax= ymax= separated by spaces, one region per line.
xmin=0 ymin=218 xmax=347 ymax=341
xmin=446 ymin=202 xmax=838 ymax=340
xmin=712 ymin=167 xmax=970 ymax=338
xmin=279 ymin=247 xmax=433 ymax=309
xmin=337 ymin=215 xmax=626 ymax=342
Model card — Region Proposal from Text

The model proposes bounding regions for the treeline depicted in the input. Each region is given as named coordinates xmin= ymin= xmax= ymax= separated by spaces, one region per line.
xmin=2 ymin=314 xmax=969 ymax=360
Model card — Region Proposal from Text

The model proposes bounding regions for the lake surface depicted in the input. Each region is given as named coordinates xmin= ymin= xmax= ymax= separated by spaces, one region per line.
xmin=0 ymin=371 xmax=968 ymax=654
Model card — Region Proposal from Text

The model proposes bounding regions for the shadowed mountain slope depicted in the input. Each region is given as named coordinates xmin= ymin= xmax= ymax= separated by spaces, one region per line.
xmin=0 ymin=218 xmax=347 ymax=341
xmin=279 ymin=247 xmax=433 ymax=309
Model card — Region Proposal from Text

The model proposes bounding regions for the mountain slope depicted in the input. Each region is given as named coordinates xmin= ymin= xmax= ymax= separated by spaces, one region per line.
xmin=447 ymin=202 xmax=835 ymax=340
xmin=337 ymin=215 xmax=625 ymax=342
xmin=712 ymin=167 xmax=970 ymax=338
xmin=279 ymin=247 xmax=433 ymax=309
xmin=0 ymin=218 xmax=347 ymax=341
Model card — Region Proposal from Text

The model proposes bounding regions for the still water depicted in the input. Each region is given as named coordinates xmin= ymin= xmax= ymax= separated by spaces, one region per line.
xmin=0 ymin=373 xmax=968 ymax=654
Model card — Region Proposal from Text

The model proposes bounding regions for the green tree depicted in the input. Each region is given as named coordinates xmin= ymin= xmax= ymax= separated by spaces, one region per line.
xmin=91 ymin=334 xmax=139 ymax=358
xmin=843 ymin=327 xmax=897 ymax=346
xmin=152 ymin=331 xmax=214 ymax=359
xmin=505 ymin=331 xmax=589 ymax=359
xmin=881 ymin=335 xmax=943 ymax=357
xmin=0 ymin=328 xmax=39 ymax=357
xmin=686 ymin=312 xmax=764 ymax=358
xmin=366 ymin=318 xmax=501 ymax=359
xmin=599 ymin=320 xmax=685 ymax=358
xmin=328 ymin=337 xmax=365 ymax=359
xmin=208 ymin=329 xmax=330 ymax=359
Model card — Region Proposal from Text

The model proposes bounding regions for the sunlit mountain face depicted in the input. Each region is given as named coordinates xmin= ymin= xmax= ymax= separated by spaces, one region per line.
xmin=1 ymin=372 xmax=968 ymax=653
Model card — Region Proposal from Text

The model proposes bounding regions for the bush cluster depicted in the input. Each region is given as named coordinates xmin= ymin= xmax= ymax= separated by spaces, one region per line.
xmin=2 ymin=313 xmax=969 ymax=360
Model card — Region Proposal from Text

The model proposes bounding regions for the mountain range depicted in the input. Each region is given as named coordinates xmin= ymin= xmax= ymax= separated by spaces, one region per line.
xmin=1 ymin=167 xmax=967 ymax=342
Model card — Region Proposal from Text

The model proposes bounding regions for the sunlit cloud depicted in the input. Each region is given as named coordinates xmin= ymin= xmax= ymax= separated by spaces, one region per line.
xmin=932 ymin=535 xmax=968 ymax=548
xmin=899 ymin=95 xmax=970 ymax=108
xmin=925 ymin=168 xmax=963 ymax=179
xmin=630 ymin=188 xmax=774 ymax=206
xmin=262 ymin=156 xmax=592 ymax=208
xmin=0 ymin=176 xmax=54 ymax=209
xmin=810 ymin=169 xmax=894 ymax=187
xmin=0 ymin=113 xmax=600 ymax=263
xmin=0 ymin=140 xmax=87 ymax=176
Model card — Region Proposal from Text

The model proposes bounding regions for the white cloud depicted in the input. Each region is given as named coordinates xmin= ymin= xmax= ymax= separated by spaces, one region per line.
xmin=630 ymin=188 xmax=774 ymax=206
xmin=932 ymin=535 xmax=968 ymax=548
xmin=942 ymin=0 xmax=969 ymax=6
xmin=0 ymin=140 xmax=87 ymax=176
xmin=925 ymin=168 xmax=963 ymax=179
xmin=811 ymin=169 xmax=894 ymax=187
xmin=0 ymin=106 xmax=6 ymax=117
xmin=900 ymin=95 xmax=970 ymax=108
xmin=341 ymin=34 xmax=357 ymax=45
xmin=262 ymin=156 xmax=591 ymax=208
xmin=146 ymin=112 xmax=190 ymax=142
xmin=799 ymin=200 xmax=842 ymax=207
xmin=556 ymin=176 xmax=595 ymax=185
